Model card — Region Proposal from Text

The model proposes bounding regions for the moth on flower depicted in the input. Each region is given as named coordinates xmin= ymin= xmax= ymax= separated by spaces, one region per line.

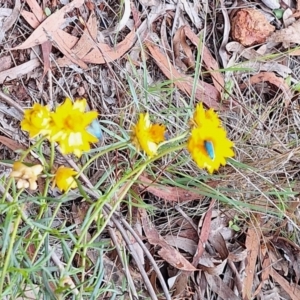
xmin=188 ymin=103 xmax=234 ymax=173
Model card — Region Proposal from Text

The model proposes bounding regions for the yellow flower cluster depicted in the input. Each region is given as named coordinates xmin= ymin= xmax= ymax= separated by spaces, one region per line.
xmin=132 ymin=103 xmax=234 ymax=173
xmin=16 ymin=98 xmax=234 ymax=194
xmin=21 ymin=98 xmax=98 ymax=157
xmin=17 ymin=98 xmax=95 ymax=193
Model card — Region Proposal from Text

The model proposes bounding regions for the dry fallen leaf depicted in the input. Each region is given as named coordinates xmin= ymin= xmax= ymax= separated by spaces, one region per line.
xmin=253 ymin=244 xmax=272 ymax=297
xmin=205 ymin=274 xmax=240 ymax=300
xmin=164 ymin=235 xmax=197 ymax=255
xmin=243 ymin=217 xmax=261 ymax=300
xmin=270 ymin=268 xmax=300 ymax=300
xmin=54 ymin=11 xmax=98 ymax=69
xmin=239 ymin=71 xmax=293 ymax=107
xmin=180 ymin=0 xmax=202 ymax=29
xmin=145 ymin=37 xmax=221 ymax=109
xmin=172 ymin=271 xmax=191 ymax=297
xmin=139 ymin=208 xmax=197 ymax=272
xmin=26 ymin=0 xmax=44 ymax=22
xmin=138 ymin=175 xmax=203 ymax=203
xmin=192 ymin=200 xmax=215 ymax=266
xmin=18 ymin=0 xmax=138 ymax=69
xmin=199 ymin=259 xmax=227 ymax=276
xmin=13 ymin=0 xmax=84 ymax=50
xmin=268 ymin=19 xmax=300 ymax=48
xmin=226 ymin=41 xmax=292 ymax=78
xmin=114 ymin=0 xmax=131 ymax=32
xmin=271 ymin=237 xmax=300 ymax=283
xmin=219 ymin=0 xmax=231 ymax=68
xmin=208 ymin=232 xmax=229 ymax=260
xmin=261 ymin=0 xmax=280 ymax=9
xmin=0 ymin=0 xmax=21 ymax=43
xmin=0 ymin=58 xmax=40 ymax=84
xmin=0 ymin=136 xmax=26 ymax=152
xmin=0 ymin=55 xmax=12 ymax=72
xmin=231 ymin=8 xmax=275 ymax=46
xmin=0 ymin=8 xmax=12 ymax=18
xmin=173 ymin=26 xmax=195 ymax=71
xmin=183 ymin=26 xmax=225 ymax=96
xmin=160 ymin=17 xmax=172 ymax=61
xmin=283 ymin=8 xmax=295 ymax=28
xmin=20 ymin=9 xmax=40 ymax=28
xmin=41 ymin=41 xmax=52 ymax=77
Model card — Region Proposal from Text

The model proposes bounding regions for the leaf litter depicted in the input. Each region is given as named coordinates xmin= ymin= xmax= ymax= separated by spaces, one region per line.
xmin=0 ymin=0 xmax=300 ymax=299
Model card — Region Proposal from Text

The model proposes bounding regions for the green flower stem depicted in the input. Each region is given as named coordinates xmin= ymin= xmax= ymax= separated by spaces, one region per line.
xmin=65 ymin=142 xmax=186 ymax=272
xmin=8 ymin=198 xmax=81 ymax=297
xmin=78 ymin=141 xmax=128 ymax=176
xmin=65 ymin=163 xmax=147 ymax=271
xmin=79 ymin=132 xmax=189 ymax=177
xmin=30 ymin=202 xmax=62 ymax=263
xmin=20 ymin=136 xmax=46 ymax=161
xmin=49 ymin=141 xmax=55 ymax=170
xmin=24 ymin=142 xmax=130 ymax=267
xmin=1 ymin=177 xmax=14 ymax=203
xmin=24 ymin=143 xmax=56 ymax=262
xmin=159 ymin=131 xmax=189 ymax=148
xmin=0 ymin=192 xmax=23 ymax=295
xmin=79 ymin=229 xmax=89 ymax=296
xmin=20 ymin=194 xmax=62 ymax=292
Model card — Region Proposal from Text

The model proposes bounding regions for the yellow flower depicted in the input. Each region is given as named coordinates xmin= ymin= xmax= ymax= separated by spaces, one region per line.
xmin=132 ymin=113 xmax=166 ymax=157
xmin=10 ymin=161 xmax=43 ymax=190
xmin=187 ymin=124 xmax=234 ymax=174
xmin=54 ymin=166 xmax=78 ymax=192
xmin=49 ymin=98 xmax=98 ymax=157
xmin=21 ymin=104 xmax=52 ymax=138
xmin=192 ymin=103 xmax=221 ymax=128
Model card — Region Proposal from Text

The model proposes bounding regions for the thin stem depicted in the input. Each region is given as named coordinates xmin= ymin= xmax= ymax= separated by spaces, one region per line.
xmin=20 ymin=136 xmax=46 ymax=161
xmin=49 ymin=141 xmax=55 ymax=170
xmin=65 ymin=164 xmax=147 ymax=271
xmin=1 ymin=178 xmax=13 ymax=203
xmin=0 ymin=201 xmax=23 ymax=294
xmin=77 ymin=141 xmax=128 ymax=177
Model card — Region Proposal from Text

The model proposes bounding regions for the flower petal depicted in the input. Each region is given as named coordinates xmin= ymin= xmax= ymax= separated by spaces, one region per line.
xmin=131 ymin=113 xmax=166 ymax=157
xmin=49 ymin=98 xmax=98 ymax=157
xmin=188 ymin=123 xmax=234 ymax=173
xmin=21 ymin=104 xmax=52 ymax=138
xmin=193 ymin=103 xmax=221 ymax=128
xmin=54 ymin=166 xmax=78 ymax=192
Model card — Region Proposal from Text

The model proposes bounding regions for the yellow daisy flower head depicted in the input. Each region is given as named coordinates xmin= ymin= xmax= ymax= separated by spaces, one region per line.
xmin=187 ymin=124 xmax=234 ymax=174
xmin=54 ymin=166 xmax=78 ymax=192
xmin=21 ymin=103 xmax=52 ymax=138
xmin=10 ymin=161 xmax=43 ymax=190
xmin=132 ymin=112 xmax=166 ymax=157
xmin=49 ymin=98 xmax=98 ymax=157
xmin=192 ymin=103 xmax=221 ymax=128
